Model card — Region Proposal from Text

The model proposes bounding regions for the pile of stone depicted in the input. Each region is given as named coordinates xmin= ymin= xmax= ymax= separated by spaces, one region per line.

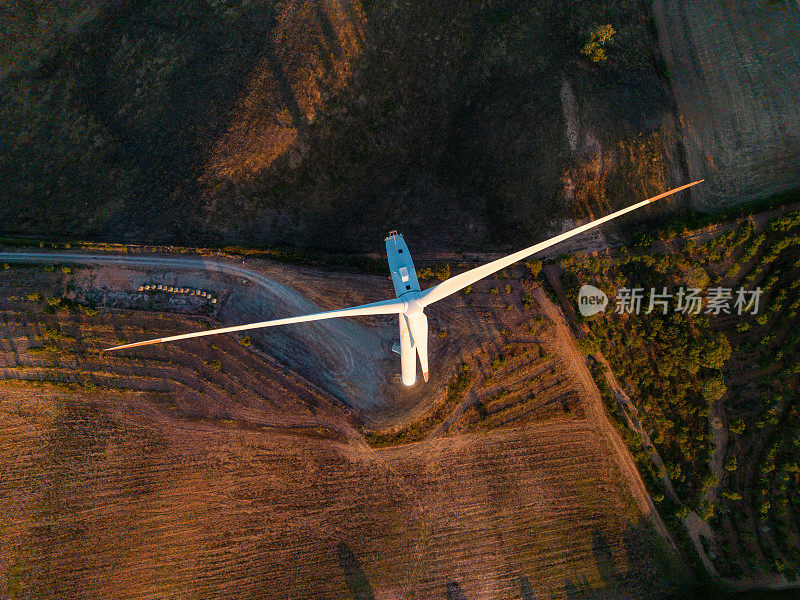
xmin=138 ymin=284 xmax=217 ymax=304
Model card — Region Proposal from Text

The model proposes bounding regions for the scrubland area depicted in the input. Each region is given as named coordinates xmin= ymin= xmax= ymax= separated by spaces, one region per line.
xmin=554 ymin=204 xmax=800 ymax=586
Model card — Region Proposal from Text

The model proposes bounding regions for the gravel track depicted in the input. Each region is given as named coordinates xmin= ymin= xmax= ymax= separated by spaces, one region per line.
xmin=0 ymin=250 xmax=392 ymax=417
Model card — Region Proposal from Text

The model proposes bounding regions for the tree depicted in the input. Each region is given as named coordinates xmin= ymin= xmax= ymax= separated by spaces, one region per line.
xmin=417 ymin=267 xmax=433 ymax=280
xmin=698 ymin=333 xmax=731 ymax=370
xmin=699 ymin=374 xmax=727 ymax=403
xmin=525 ymin=259 xmax=542 ymax=278
xmin=580 ymin=25 xmax=616 ymax=64
xmin=435 ymin=263 xmax=451 ymax=281
xmin=576 ymin=335 xmax=600 ymax=355
xmin=728 ymin=418 xmax=745 ymax=434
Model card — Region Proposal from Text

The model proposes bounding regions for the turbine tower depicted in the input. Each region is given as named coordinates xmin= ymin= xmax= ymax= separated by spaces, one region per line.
xmin=107 ymin=180 xmax=703 ymax=386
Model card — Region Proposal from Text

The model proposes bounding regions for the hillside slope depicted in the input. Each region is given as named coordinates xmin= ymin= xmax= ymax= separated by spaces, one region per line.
xmin=1 ymin=0 xmax=684 ymax=251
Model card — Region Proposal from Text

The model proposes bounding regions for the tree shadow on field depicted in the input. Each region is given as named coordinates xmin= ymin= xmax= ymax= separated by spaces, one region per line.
xmin=562 ymin=576 xmax=596 ymax=600
xmin=337 ymin=542 xmax=375 ymax=600
xmin=622 ymin=520 xmax=693 ymax=596
xmin=556 ymin=531 xmax=618 ymax=600
xmin=445 ymin=581 xmax=468 ymax=600
xmin=519 ymin=575 xmax=535 ymax=600
xmin=591 ymin=530 xmax=620 ymax=587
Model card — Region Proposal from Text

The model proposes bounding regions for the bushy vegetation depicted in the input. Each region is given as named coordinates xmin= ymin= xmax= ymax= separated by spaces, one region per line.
xmin=563 ymin=251 xmax=731 ymax=508
xmin=580 ymin=24 xmax=615 ymax=64
xmin=562 ymin=209 xmax=800 ymax=580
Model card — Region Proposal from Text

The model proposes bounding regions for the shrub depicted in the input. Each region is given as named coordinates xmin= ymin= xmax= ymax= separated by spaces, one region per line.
xmin=522 ymin=293 xmax=535 ymax=309
xmin=580 ymin=24 xmax=616 ymax=64
xmin=674 ymin=506 xmax=690 ymax=519
xmin=701 ymin=473 xmax=719 ymax=492
xmin=724 ymin=264 xmax=740 ymax=279
xmin=435 ymin=263 xmax=451 ymax=281
xmin=238 ymin=335 xmax=251 ymax=346
xmin=491 ymin=354 xmax=507 ymax=370
xmin=417 ymin=267 xmax=433 ymax=280
xmin=525 ymin=259 xmax=542 ymax=278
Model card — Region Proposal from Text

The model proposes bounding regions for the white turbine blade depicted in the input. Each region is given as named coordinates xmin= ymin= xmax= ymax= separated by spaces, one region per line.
xmin=104 ymin=297 xmax=405 ymax=351
xmin=421 ymin=180 xmax=703 ymax=307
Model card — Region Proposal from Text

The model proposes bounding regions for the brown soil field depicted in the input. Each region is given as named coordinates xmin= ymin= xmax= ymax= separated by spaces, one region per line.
xmin=0 ymin=260 xmax=690 ymax=599
xmin=653 ymin=0 xmax=800 ymax=209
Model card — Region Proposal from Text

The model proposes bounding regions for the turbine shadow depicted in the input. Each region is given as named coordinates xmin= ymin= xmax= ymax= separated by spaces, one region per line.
xmin=337 ymin=542 xmax=376 ymax=600
xmin=445 ymin=581 xmax=468 ymax=600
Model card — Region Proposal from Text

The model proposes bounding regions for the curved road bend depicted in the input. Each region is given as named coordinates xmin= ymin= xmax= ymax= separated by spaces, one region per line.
xmin=0 ymin=250 xmax=391 ymax=413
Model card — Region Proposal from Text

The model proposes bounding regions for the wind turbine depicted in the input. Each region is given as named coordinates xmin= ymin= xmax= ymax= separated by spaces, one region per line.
xmin=106 ymin=180 xmax=702 ymax=386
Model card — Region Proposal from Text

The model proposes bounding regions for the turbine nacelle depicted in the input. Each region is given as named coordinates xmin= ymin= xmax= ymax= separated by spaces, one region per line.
xmin=385 ymin=232 xmax=428 ymax=386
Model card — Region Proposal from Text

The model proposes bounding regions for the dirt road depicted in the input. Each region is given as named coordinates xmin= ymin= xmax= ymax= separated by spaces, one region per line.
xmin=0 ymin=250 xmax=394 ymax=419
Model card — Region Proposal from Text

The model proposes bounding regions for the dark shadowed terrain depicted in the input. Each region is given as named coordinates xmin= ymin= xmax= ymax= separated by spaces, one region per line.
xmin=1 ymin=0 xmax=687 ymax=251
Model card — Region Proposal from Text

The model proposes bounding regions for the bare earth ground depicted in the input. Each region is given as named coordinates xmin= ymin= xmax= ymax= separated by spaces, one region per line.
xmin=0 ymin=253 xmax=688 ymax=599
xmin=0 ymin=251 xmax=401 ymax=425
xmin=653 ymin=0 xmax=800 ymax=208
